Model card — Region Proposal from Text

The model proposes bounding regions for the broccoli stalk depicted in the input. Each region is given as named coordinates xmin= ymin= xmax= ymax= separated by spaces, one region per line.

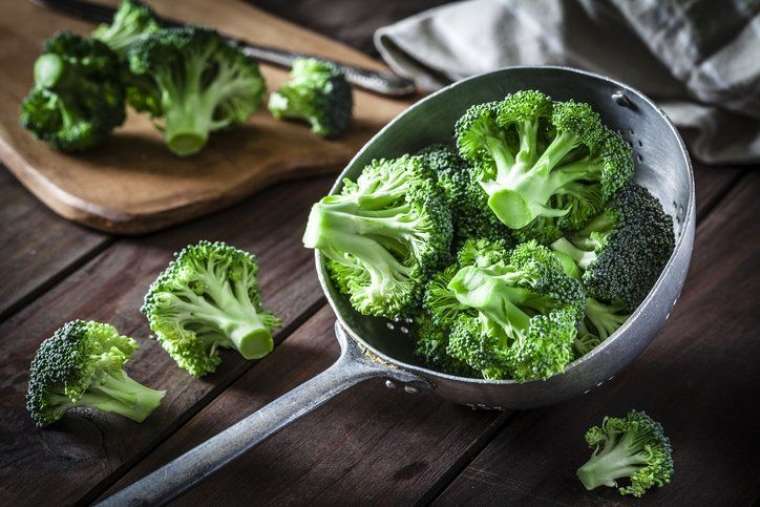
xmin=92 ymin=0 xmax=160 ymax=52
xmin=142 ymin=241 xmax=280 ymax=377
xmin=269 ymin=58 xmax=353 ymax=138
xmin=455 ymin=91 xmax=633 ymax=238
xmin=577 ymin=410 xmax=674 ymax=497
xmin=303 ymin=155 xmax=452 ymax=318
xmin=26 ymin=320 xmax=164 ymax=427
xmin=127 ymin=27 xmax=266 ymax=156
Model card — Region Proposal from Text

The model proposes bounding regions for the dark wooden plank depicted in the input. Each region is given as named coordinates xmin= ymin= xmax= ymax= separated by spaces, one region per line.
xmin=104 ymin=306 xmax=510 ymax=506
xmin=0 ymin=167 xmax=109 ymax=319
xmin=691 ymin=162 xmax=744 ymax=222
xmin=433 ymin=172 xmax=760 ymax=506
xmin=102 ymin=164 xmax=743 ymax=505
xmin=0 ymin=176 xmax=332 ymax=506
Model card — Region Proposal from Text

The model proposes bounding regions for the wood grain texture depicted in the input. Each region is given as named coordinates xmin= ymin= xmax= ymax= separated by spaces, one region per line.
xmin=433 ymin=171 xmax=760 ymax=507
xmin=0 ymin=169 xmax=110 ymax=319
xmin=0 ymin=176 xmax=331 ymax=505
xmin=105 ymin=306 xmax=510 ymax=506
xmin=0 ymin=0 xmax=409 ymax=234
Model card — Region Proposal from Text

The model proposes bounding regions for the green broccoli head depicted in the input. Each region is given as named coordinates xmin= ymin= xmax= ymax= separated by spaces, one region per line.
xmin=141 ymin=241 xmax=281 ymax=377
xmin=418 ymin=144 xmax=513 ymax=247
xmin=577 ymin=410 xmax=674 ymax=497
xmin=454 ymin=91 xmax=634 ymax=240
xmin=126 ymin=27 xmax=266 ymax=156
xmin=304 ymin=155 xmax=453 ymax=319
xmin=551 ymin=183 xmax=675 ymax=311
xmin=20 ymin=32 xmax=126 ymax=151
xmin=420 ymin=239 xmax=584 ymax=381
xmin=268 ymin=58 xmax=353 ymax=138
xmin=92 ymin=0 xmax=160 ymax=52
xmin=26 ymin=320 xmax=164 ymax=427
xmin=413 ymin=313 xmax=475 ymax=377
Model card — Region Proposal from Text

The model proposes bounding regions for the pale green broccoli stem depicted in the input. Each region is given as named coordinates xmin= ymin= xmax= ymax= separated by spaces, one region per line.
xmin=162 ymin=277 xmax=275 ymax=360
xmin=303 ymin=203 xmax=414 ymax=299
xmin=585 ymin=298 xmax=629 ymax=340
xmin=577 ymin=430 xmax=652 ymax=491
xmin=79 ymin=369 xmax=164 ymax=422
xmin=551 ymin=237 xmax=597 ymax=270
xmin=159 ymin=51 xmax=239 ymax=156
xmin=448 ymin=266 xmax=533 ymax=338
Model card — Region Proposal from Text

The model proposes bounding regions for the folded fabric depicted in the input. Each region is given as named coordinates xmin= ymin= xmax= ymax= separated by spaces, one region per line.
xmin=375 ymin=0 xmax=760 ymax=164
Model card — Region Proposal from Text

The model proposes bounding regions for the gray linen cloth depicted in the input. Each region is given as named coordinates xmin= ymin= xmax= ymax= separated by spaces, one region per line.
xmin=375 ymin=0 xmax=760 ymax=164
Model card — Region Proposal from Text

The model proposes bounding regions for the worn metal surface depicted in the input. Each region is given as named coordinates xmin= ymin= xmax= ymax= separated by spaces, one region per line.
xmin=100 ymin=66 xmax=694 ymax=505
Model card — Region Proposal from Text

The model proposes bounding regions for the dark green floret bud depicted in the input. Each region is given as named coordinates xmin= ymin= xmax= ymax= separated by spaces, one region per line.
xmin=269 ymin=58 xmax=353 ymax=138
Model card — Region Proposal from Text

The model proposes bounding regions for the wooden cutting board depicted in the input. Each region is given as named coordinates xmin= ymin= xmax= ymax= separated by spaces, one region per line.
xmin=0 ymin=0 xmax=411 ymax=233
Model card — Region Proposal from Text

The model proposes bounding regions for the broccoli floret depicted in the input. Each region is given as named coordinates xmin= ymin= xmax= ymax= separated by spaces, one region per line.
xmin=142 ymin=241 xmax=281 ymax=377
xmin=126 ymin=27 xmax=266 ymax=156
xmin=418 ymin=144 xmax=512 ymax=247
xmin=551 ymin=183 xmax=675 ymax=311
xmin=20 ymin=32 xmax=126 ymax=151
xmin=26 ymin=320 xmax=164 ymax=427
xmin=413 ymin=313 xmax=475 ymax=376
xmin=421 ymin=239 xmax=584 ymax=380
xmin=454 ymin=91 xmax=633 ymax=240
xmin=577 ymin=410 xmax=674 ymax=497
xmin=268 ymin=58 xmax=353 ymax=138
xmin=303 ymin=155 xmax=453 ymax=318
xmin=92 ymin=0 xmax=160 ymax=53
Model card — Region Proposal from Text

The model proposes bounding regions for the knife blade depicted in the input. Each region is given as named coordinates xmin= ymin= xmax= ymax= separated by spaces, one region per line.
xmin=31 ymin=0 xmax=417 ymax=97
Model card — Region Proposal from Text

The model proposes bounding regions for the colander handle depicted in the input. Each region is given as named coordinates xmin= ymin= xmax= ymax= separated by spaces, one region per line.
xmin=97 ymin=322 xmax=424 ymax=507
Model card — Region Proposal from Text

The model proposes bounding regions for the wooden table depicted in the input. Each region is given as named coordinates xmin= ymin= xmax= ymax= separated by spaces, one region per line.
xmin=2 ymin=7 xmax=759 ymax=507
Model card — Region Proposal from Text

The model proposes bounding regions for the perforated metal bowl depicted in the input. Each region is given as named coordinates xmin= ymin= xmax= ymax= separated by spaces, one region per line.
xmin=101 ymin=66 xmax=694 ymax=507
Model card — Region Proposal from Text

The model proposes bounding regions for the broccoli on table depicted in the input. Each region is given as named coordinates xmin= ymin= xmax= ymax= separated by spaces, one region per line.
xmin=26 ymin=320 xmax=164 ymax=427
xmin=418 ymin=144 xmax=512 ymax=248
xmin=454 ymin=91 xmax=634 ymax=242
xmin=92 ymin=0 xmax=160 ymax=53
xmin=577 ymin=410 xmax=674 ymax=497
xmin=420 ymin=238 xmax=585 ymax=381
xmin=142 ymin=241 xmax=281 ymax=377
xmin=20 ymin=32 xmax=126 ymax=151
xmin=268 ymin=58 xmax=353 ymax=138
xmin=303 ymin=155 xmax=453 ymax=319
xmin=126 ymin=27 xmax=266 ymax=156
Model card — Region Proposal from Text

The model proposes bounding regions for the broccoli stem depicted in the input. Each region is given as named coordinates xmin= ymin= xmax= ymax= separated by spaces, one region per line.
xmin=163 ymin=96 xmax=214 ymax=156
xmin=551 ymin=237 xmax=597 ymax=270
xmin=81 ymin=369 xmax=164 ymax=423
xmin=585 ymin=298 xmax=629 ymax=340
xmin=304 ymin=204 xmax=412 ymax=285
xmin=577 ymin=431 xmax=650 ymax=491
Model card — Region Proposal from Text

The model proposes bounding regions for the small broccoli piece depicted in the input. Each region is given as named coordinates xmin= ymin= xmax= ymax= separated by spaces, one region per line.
xmin=454 ymin=91 xmax=633 ymax=239
xmin=418 ymin=144 xmax=512 ymax=247
xmin=20 ymin=32 xmax=126 ymax=151
xmin=413 ymin=313 xmax=475 ymax=376
xmin=303 ymin=155 xmax=453 ymax=318
xmin=268 ymin=58 xmax=353 ymax=138
xmin=551 ymin=183 xmax=675 ymax=311
xmin=126 ymin=27 xmax=266 ymax=156
xmin=92 ymin=0 xmax=160 ymax=53
xmin=577 ymin=410 xmax=674 ymax=497
xmin=26 ymin=320 xmax=164 ymax=427
xmin=422 ymin=239 xmax=584 ymax=380
xmin=142 ymin=241 xmax=281 ymax=377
